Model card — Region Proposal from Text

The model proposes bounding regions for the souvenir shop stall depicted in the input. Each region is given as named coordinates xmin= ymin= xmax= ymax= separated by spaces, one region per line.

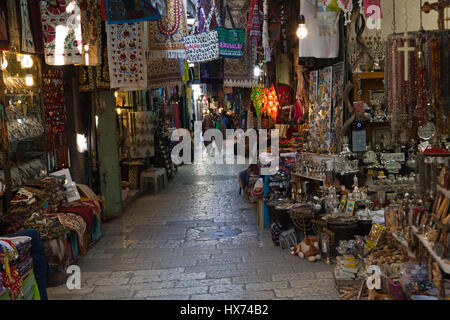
xmin=0 ymin=0 xmax=109 ymax=299
xmin=240 ymin=0 xmax=450 ymax=300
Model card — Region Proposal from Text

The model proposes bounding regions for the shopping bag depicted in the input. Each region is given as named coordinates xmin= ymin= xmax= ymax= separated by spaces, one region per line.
xmin=184 ymin=0 xmax=221 ymax=63
xmin=217 ymin=5 xmax=245 ymax=59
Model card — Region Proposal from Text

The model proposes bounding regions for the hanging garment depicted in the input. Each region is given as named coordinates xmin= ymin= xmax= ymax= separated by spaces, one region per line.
xmin=147 ymin=0 xmax=187 ymax=59
xmin=106 ymin=22 xmax=148 ymax=90
xmin=39 ymin=0 xmax=83 ymax=65
xmin=223 ymin=0 xmax=257 ymax=88
xmin=299 ymin=0 xmax=339 ymax=59
xmin=79 ymin=0 xmax=102 ymax=66
xmin=104 ymin=0 xmax=161 ymax=24
xmin=363 ymin=0 xmax=382 ymax=18
xmin=19 ymin=0 xmax=35 ymax=53
xmin=147 ymin=58 xmax=183 ymax=89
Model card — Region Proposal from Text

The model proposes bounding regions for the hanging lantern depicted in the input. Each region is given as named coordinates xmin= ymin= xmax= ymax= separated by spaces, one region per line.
xmin=251 ymin=85 xmax=265 ymax=118
xmin=263 ymin=85 xmax=280 ymax=121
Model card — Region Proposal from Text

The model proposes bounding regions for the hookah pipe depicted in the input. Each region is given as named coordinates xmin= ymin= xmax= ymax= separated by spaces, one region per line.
xmin=352 ymin=13 xmax=374 ymax=71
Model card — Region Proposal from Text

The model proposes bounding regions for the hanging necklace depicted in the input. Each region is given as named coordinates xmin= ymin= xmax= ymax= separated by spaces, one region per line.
xmin=337 ymin=0 xmax=353 ymax=25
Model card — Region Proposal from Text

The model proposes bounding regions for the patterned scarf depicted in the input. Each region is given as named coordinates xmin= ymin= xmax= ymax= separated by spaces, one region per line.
xmin=39 ymin=0 xmax=83 ymax=65
xmin=106 ymin=22 xmax=148 ymax=90
xmin=147 ymin=0 xmax=187 ymax=59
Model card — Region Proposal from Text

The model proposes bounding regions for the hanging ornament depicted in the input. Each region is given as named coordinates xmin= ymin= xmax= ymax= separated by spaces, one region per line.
xmin=337 ymin=0 xmax=353 ymax=25
xmin=263 ymin=85 xmax=280 ymax=121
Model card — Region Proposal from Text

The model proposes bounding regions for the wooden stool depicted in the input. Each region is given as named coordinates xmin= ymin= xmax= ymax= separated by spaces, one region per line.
xmin=140 ymin=168 xmax=168 ymax=194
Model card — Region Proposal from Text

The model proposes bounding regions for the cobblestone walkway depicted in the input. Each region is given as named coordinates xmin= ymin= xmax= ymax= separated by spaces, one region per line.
xmin=48 ymin=161 xmax=338 ymax=300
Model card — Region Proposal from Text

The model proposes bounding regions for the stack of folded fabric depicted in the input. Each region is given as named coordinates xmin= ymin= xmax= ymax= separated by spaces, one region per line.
xmin=7 ymin=237 xmax=34 ymax=279
xmin=23 ymin=213 xmax=70 ymax=241
xmin=2 ymin=189 xmax=42 ymax=234
xmin=26 ymin=177 xmax=67 ymax=213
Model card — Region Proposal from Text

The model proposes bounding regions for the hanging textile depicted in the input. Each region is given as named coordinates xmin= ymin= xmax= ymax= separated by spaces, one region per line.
xmin=268 ymin=4 xmax=281 ymax=43
xmin=147 ymin=58 xmax=182 ymax=89
xmin=28 ymin=0 xmax=44 ymax=54
xmin=276 ymin=85 xmax=293 ymax=107
xmin=104 ymin=0 xmax=161 ymax=24
xmin=248 ymin=0 xmax=263 ymax=46
xmin=6 ymin=0 xmax=20 ymax=52
xmin=263 ymin=85 xmax=279 ymax=121
xmin=78 ymin=22 xmax=111 ymax=92
xmin=20 ymin=0 xmax=35 ymax=53
xmin=223 ymin=0 xmax=257 ymax=88
xmin=79 ymin=0 xmax=102 ymax=66
xmin=39 ymin=0 xmax=83 ymax=65
xmin=147 ymin=0 xmax=187 ymax=59
xmin=299 ymin=0 xmax=339 ymax=59
xmin=0 ymin=1 xmax=9 ymax=51
xmin=106 ymin=22 xmax=147 ymax=90
xmin=43 ymin=69 xmax=69 ymax=172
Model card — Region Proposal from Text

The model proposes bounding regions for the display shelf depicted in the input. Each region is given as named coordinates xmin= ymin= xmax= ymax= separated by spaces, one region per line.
xmin=291 ymin=172 xmax=325 ymax=183
xmin=411 ymin=226 xmax=450 ymax=274
xmin=354 ymin=72 xmax=385 ymax=80
xmin=390 ymin=232 xmax=415 ymax=258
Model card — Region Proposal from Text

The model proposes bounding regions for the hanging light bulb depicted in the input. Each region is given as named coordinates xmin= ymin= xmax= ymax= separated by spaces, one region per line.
xmin=253 ymin=65 xmax=262 ymax=78
xmin=1 ymin=56 xmax=7 ymax=70
xmin=25 ymin=74 xmax=34 ymax=86
xmin=21 ymin=55 xmax=34 ymax=69
xmin=296 ymin=15 xmax=308 ymax=39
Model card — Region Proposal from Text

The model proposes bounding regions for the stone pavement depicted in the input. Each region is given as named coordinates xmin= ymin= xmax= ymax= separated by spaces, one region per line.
xmin=47 ymin=160 xmax=338 ymax=300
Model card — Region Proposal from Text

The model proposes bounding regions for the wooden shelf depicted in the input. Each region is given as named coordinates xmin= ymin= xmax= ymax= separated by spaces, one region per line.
xmin=390 ymin=232 xmax=415 ymax=258
xmin=354 ymin=72 xmax=385 ymax=80
xmin=411 ymin=226 xmax=450 ymax=274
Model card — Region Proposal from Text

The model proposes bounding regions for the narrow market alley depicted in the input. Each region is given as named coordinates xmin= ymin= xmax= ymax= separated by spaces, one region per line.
xmin=47 ymin=161 xmax=337 ymax=300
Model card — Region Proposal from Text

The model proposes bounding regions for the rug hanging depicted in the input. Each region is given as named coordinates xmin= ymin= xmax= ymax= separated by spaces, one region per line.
xmin=147 ymin=58 xmax=182 ymax=89
xmin=0 ymin=1 xmax=9 ymax=51
xmin=106 ymin=22 xmax=148 ymax=90
xmin=147 ymin=0 xmax=187 ymax=59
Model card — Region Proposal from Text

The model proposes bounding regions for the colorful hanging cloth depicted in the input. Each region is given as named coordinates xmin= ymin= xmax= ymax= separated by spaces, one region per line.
xmin=263 ymin=85 xmax=280 ymax=121
xmin=104 ymin=0 xmax=161 ymax=24
xmin=79 ymin=0 xmax=102 ymax=66
xmin=147 ymin=0 xmax=187 ymax=59
xmin=248 ymin=0 xmax=263 ymax=46
xmin=106 ymin=22 xmax=148 ymax=90
xmin=39 ymin=0 xmax=83 ymax=65
xmin=20 ymin=0 xmax=35 ymax=53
